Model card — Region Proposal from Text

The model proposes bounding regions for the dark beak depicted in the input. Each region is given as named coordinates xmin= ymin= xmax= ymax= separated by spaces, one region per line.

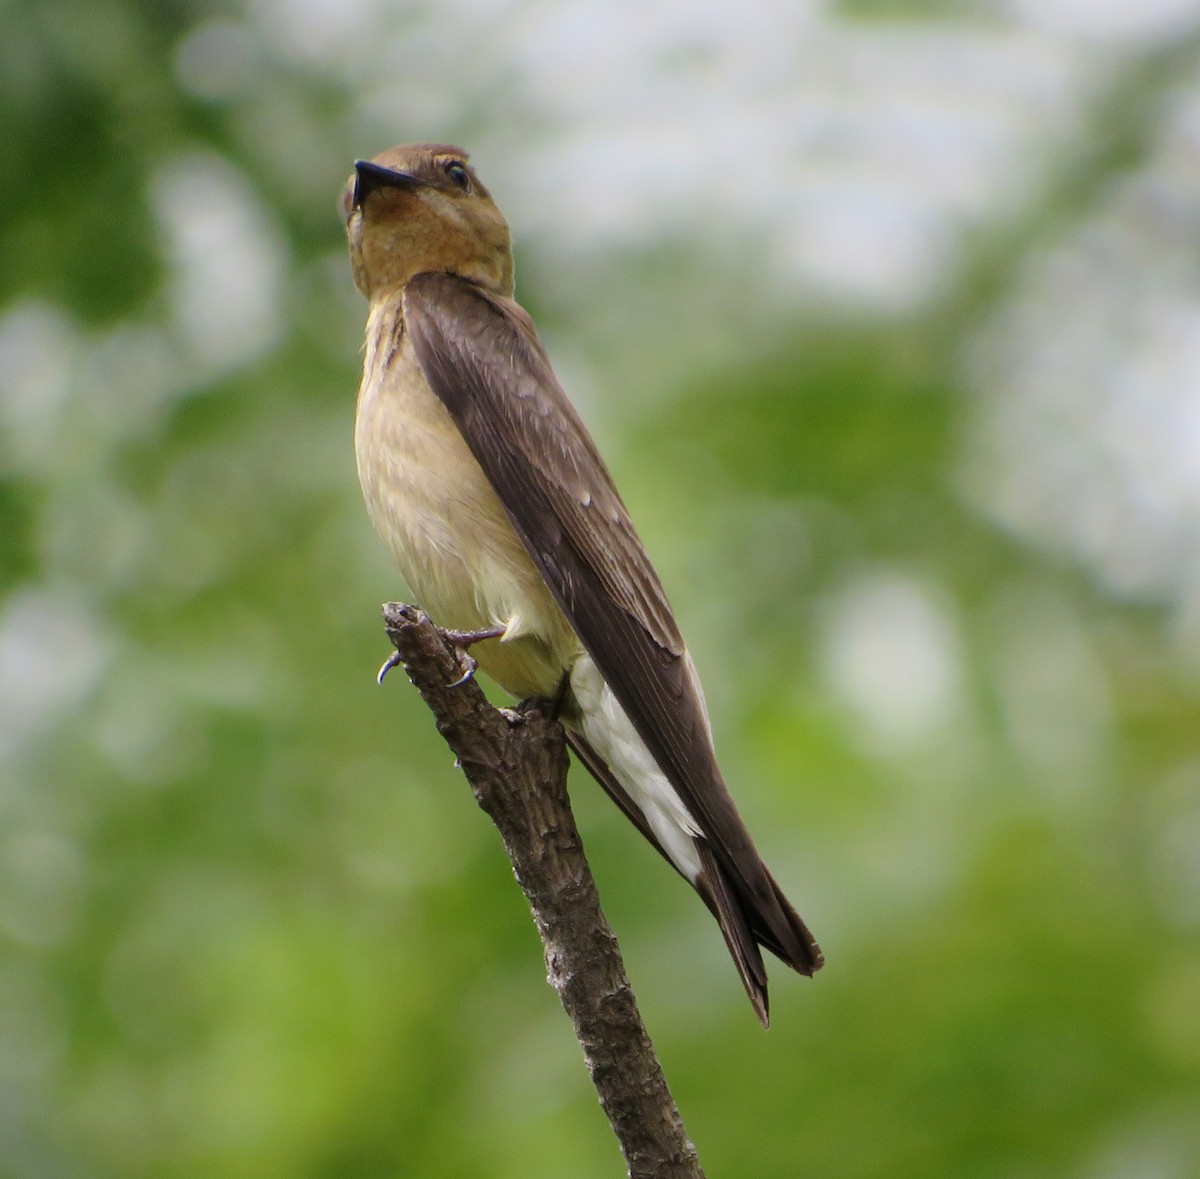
xmin=353 ymin=160 xmax=427 ymax=207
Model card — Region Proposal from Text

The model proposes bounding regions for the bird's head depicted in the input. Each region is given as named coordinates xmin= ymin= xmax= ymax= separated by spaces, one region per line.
xmin=342 ymin=143 xmax=513 ymax=300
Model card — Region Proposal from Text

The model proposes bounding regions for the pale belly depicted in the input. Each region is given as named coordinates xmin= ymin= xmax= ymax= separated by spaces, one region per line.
xmin=353 ymin=329 xmax=704 ymax=884
xmin=355 ymin=356 xmax=578 ymax=700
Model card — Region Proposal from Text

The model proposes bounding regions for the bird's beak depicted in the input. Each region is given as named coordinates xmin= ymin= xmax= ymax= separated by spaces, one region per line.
xmin=353 ymin=160 xmax=428 ymax=207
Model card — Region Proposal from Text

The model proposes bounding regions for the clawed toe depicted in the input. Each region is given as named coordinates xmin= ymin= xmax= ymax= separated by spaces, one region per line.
xmin=376 ymin=650 xmax=403 ymax=685
xmin=439 ymin=624 xmax=505 ymax=688
xmin=440 ymin=624 xmax=506 ymax=648
xmin=447 ymin=652 xmax=479 ymax=688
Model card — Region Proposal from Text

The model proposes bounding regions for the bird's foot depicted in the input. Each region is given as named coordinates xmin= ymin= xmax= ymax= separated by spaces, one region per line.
xmin=510 ymin=679 xmax=566 ymax=724
xmin=375 ymin=624 xmax=505 ymax=687
xmin=440 ymin=623 xmax=506 ymax=687
xmin=507 ymin=674 xmax=571 ymax=720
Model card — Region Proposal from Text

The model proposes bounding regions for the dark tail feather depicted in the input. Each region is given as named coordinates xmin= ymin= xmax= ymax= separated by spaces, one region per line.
xmin=754 ymin=867 xmax=824 ymax=976
xmin=695 ymin=840 xmax=771 ymax=1026
xmin=566 ymin=732 xmax=823 ymax=1024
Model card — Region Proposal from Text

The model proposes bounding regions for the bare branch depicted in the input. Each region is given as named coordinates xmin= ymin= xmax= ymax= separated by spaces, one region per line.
xmin=381 ymin=602 xmax=705 ymax=1179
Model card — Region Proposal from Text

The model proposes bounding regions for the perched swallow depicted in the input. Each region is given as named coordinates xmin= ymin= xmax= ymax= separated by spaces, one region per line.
xmin=343 ymin=143 xmax=822 ymax=1024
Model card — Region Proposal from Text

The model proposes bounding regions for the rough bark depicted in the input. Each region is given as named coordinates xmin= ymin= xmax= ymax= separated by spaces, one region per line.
xmin=381 ymin=602 xmax=705 ymax=1179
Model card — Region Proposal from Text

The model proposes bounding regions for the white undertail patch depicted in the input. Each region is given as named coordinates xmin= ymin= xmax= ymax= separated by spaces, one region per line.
xmin=569 ymin=654 xmax=703 ymax=883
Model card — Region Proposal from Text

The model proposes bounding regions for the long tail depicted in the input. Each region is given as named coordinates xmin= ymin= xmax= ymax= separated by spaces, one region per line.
xmin=566 ymin=732 xmax=822 ymax=1027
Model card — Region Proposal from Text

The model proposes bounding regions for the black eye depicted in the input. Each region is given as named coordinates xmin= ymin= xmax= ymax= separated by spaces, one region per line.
xmin=444 ymin=160 xmax=470 ymax=190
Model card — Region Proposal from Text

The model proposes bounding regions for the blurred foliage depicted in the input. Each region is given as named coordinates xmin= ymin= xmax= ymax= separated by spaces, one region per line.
xmin=3 ymin=2 xmax=1200 ymax=1178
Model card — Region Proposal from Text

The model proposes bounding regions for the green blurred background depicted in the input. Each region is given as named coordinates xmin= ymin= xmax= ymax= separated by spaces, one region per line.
xmin=4 ymin=0 xmax=1200 ymax=1175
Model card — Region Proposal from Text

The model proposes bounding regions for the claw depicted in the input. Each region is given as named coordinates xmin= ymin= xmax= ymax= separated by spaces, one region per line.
xmin=377 ymin=650 xmax=403 ymax=685
xmin=447 ymin=652 xmax=479 ymax=688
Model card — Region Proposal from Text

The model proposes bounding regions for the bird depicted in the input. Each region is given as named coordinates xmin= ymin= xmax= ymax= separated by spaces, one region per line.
xmin=342 ymin=142 xmax=822 ymax=1024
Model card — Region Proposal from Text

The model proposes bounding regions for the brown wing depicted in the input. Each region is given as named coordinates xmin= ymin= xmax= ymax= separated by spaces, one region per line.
xmin=404 ymin=271 xmax=820 ymax=978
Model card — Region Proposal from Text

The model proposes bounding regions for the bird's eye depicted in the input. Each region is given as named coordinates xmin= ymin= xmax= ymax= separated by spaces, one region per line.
xmin=444 ymin=160 xmax=470 ymax=190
